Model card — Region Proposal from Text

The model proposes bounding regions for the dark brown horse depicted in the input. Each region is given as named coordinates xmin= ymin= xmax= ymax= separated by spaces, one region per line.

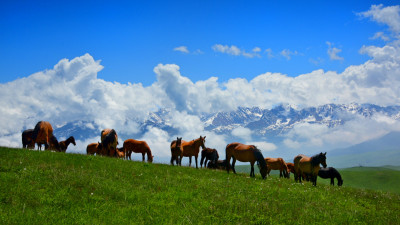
xmin=58 ymin=136 xmax=76 ymax=152
xmin=225 ymin=142 xmax=267 ymax=179
xmin=123 ymin=139 xmax=154 ymax=162
xmin=265 ymin=157 xmax=289 ymax=178
xmin=32 ymin=121 xmax=59 ymax=150
xmin=318 ymin=167 xmax=343 ymax=186
xmin=207 ymin=159 xmax=230 ymax=170
xmin=100 ymin=129 xmax=118 ymax=157
xmin=200 ymin=148 xmax=219 ymax=168
xmin=181 ymin=136 xmax=206 ymax=168
xmin=22 ymin=129 xmax=35 ymax=149
xmin=170 ymin=137 xmax=182 ymax=166
xmin=86 ymin=142 xmax=102 ymax=155
xmin=294 ymin=152 xmax=327 ymax=186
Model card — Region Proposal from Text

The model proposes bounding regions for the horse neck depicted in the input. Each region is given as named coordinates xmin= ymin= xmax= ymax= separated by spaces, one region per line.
xmin=193 ymin=139 xmax=203 ymax=151
xmin=64 ymin=138 xmax=72 ymax=147
xmin=146 ymin=149 xmax=152 ymax=157
xmin=311 ymin=155 xmax=322 ymax=167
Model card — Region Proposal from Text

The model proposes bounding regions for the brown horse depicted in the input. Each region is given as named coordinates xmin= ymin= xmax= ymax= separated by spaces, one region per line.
xmin=22 ymin=129 xmax=35 ymax=149
xmin=294 ymin=152 xmax=327 ymax=186
xmin=181 ymin=136 xmax=206 ymax=168
xmin=116 ymin=147 xmax=125 ymax=158
xmin=225 ymin=142 xmax=267 ymax=179
xmin=265 ymin=157 xmax=289 ymax=178
xmin=170 ymin=137 xmax=182 ymax=166
xmin=86 ymin=142 xmax=102 ymax=155
xmin=100 ymin=129 xmax=118 ymax=157
xmin=123 ymin=139 xmax=154 ymax=162
xmin=32 ymin=121 xmax=59 ymax=150
xmin=286 ymin=162 xmax=295 ymax=178
xmin=200 ymin=148 xmax=219 ymax=168
xmin=58 ymin=136 xmax=76 ymax=152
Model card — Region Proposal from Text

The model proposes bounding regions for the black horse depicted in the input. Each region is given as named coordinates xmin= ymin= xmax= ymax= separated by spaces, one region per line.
xmin=207 ymin=159 xmax=231 ymax=170
xmin=318 ymin=167 xmax=343 ymax=186
xmin=200 ymin=148 xmax=219 ymax=168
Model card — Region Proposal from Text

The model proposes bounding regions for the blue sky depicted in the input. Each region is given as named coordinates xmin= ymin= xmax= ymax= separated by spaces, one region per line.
xmin=0 ymin=0 xmax=396 ymax=85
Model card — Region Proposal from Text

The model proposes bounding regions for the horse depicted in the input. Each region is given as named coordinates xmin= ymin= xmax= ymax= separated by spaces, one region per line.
xmin=32 ymin=121 xmax=59 ymax=150
xmin=123 ymin=139 xmax=154 ymax=162
xmin=116 ymin=147 xmax=125 ymax=158
xmin=22 ymin=129 xmax=35 ymax=149
xmin=58 ymin=136 xmax=76 ymax=152
xmin=100 ymin=129 xmax=118 ymax=157
xmin=200 ymin=148 xmax=219 ymax=168
xmin=170 ymin=137 xmax=182 ymax=166
xmin=181 ymin=136 xmax=206 ymax=168
xmin=286 ymin=162 xmax=295 ymax=178
xmin=48 ymin=135 xmax=60 ymax=151
xmin=265 ymin=157 xmax=289 ymax=178
xmin=225 ymin=142 xmax=267 ymax=179
xmin=86 ymin=142 xmax=102 ymax=155
xmin=294 ymin=152 xmax=327 ymax=186
xmin=318 ymin=167 xmax=343 ymax=186
xmin=207 ymin=159 xmax=230 ymax=170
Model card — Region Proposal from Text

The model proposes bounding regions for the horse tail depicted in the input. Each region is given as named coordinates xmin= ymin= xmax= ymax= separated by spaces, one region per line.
xmin=293 ymin=155 xmax=304 ymax=181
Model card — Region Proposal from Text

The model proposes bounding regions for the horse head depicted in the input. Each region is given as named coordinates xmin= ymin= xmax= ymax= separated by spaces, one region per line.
xmin=69 ymin=136 xmax=76 ymax=146
xmin=199 ymin=136 xmax=206 ymax=149
xmin=176 ymin=137 xmax=182 ymax=148
xmin=320 ymin=152 xmax=327 ymax=168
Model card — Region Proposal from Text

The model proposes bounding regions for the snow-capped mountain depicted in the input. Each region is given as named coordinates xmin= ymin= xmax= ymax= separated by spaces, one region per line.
xmin=54 ymin=103 xmax=400 ymax=141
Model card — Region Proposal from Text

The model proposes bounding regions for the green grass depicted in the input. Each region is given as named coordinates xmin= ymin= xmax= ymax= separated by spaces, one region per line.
xmin=1 ymin=147 xmax=399 ymax=224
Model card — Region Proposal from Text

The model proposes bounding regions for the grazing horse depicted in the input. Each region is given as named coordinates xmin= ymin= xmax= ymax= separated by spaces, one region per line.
xmin=123 ymin=139 xmax=154 ymax=162
xmin=265 ymin=157 xmax=289 ymax=178
xmin=225 ymin=142 xmax=267 ymax=179
xmin=32 ymin=121 xmax=59 ymax=150
xmin=22 ymin=129 xmax=35 ymax=149
xmin=170 ymin=137 xmax=182 ymax=166
xmin=207 ymin=159 xmax=230 ymax=170
xmin=286 ymin=162 xmax=295 ymax=178
xmin=181 ymin=136 xmax=206 ymax=168
xmin=86 ymin=142 xmax=102 ymax=155
xmin=318 ymin=167 xmax=343 ymax=186
xmin=58 ymin=136 xmax=76 ymax=152
xmin=200 ymin=148 xmax=219 ymax=168
xmin=294 ymin=152 xmax=327 ymax=186
xmin=116 ymin=147 xmax=125 ymax=158
xmin=100 ymin=129 xmax=118 ymax=157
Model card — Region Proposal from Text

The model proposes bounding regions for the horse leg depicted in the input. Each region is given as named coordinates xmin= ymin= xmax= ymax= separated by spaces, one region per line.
xmin=195 ymin=155 xmax=198 ymax=169
xmin=142 ymin=153 xmax=145 ymax=162
xmin=232 ymin=157 xmax=237 ymax=174
xmin=331 ymin=177 xmax=334 ymax=186
xmin=250 ymin=162 xmax=255 ymax=177
xmin=200 ymin=155 xmax=204 ymax=168
xmin=189 ymin=156 xmax=192 ymax=167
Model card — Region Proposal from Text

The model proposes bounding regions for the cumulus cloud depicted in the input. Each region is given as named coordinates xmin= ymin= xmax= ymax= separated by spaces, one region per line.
xmin=280 ymin=49 xmax=298 ymax=60
xmin=326 ymin=41 xmax=344 ymax=61
xmin=371 ymin=31 xmax=390 ymax=41
xmin=231 ymin=127 xmax=252 ymax=141
xmin=358 ymin=4 xmax=400 ymax=35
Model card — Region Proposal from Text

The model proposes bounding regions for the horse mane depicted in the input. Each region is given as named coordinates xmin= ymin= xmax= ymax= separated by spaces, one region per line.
xmin=253 ymin=147 xmax=266 ymax=169
xmin=310 ymin=153 xmax=323 ymax=167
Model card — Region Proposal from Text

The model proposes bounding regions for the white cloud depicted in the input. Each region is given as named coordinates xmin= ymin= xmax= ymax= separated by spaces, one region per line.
xmin=371 ymin=31 xmax=390 ymax=41
xmin=173 ymin=46 xmax=189 ymax=53
xmin=358 ymin=4 xmax=400 ymax=35
xmin=326 ymin=41 xmax=344 ymax=61
xmin=249 ymin=141 xmax=277 ymax=152
xmin=231 ymin=127 xmax=252 ymax=141
xmin=280 ymin=49 xmax=298 ymax=60
xmin=212 ymin=44 xmax=261 ymax=58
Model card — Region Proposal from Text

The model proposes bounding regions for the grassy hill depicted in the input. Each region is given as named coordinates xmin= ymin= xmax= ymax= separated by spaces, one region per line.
xmin=1 ymin=147 xmax=399 ymax=224
xmin=235 ymin=165 xmax=400 ymax=194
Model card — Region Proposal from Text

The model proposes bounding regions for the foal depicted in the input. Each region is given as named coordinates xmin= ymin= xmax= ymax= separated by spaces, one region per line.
xmin=318 ymin=167 xmax=343 ymax=186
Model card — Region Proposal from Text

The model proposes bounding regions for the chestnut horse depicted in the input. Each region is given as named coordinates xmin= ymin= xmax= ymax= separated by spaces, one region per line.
xmin=116 ymin=147 xmax=125 ymax=158
xmin=170 ymin=137 xmax=182 ymax=166
xmin=86 ymin=142 xmax=102 ymax=155
xmin=181 ymin=136 xmax=206 ymax=168
xmin=286 ymin=162 xmax=295 ymax=178
xmin=294 ymin=152 xmax=327 ymax=186
xmin=265 ymin=157 xmax=289 ymax=178
xmin=22 ymin=129 xmax=35 ymax=149
xmin=225 ymin=142 xmax=267 ymax=179
xmin=318 ymin=167 xmax=343 ymax=186
xmin=200 ymin=148 xmax=219 ymax=168
xmin=58 ymin=136 xmax=76 ymax=152
xmin=123 ymin=139 xmax=154 ymax=162
xmin=100 ymin=129 xmax=118 ymax=157
xmin=32 ymin=121 xmax=59 ymax=150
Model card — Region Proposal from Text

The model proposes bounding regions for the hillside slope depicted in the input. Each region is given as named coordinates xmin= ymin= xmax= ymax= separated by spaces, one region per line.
xmin=0 ymin=147 xmax=399 ymax=224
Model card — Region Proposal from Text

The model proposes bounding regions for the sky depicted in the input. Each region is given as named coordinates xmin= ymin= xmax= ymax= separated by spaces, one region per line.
xmin=1 ymin=1 xmax=400 ymax=161
xmin=0 ymin=0 xmax=397 ymax=85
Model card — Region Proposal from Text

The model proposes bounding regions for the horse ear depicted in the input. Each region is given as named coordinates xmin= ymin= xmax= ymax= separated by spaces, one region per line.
xmin=324 ymin=152 xmax=327 ymax=155
xmin=204 ymin=136 xmax=206 ymax=139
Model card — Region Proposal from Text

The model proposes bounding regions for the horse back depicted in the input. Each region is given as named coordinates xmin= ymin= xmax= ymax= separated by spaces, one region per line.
xmin=86 ymin=143 xmax=99 ymax=155
xmin=33 ymin=121 xmax=54 ymax=143
xmin=181 ymin=140 xmax=199 ymax=156
xmin=226 ymin=143 xmax=257 ymax=162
